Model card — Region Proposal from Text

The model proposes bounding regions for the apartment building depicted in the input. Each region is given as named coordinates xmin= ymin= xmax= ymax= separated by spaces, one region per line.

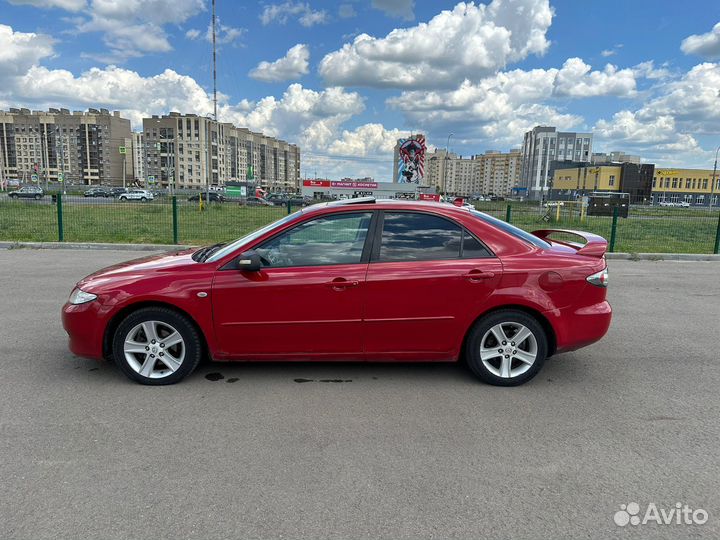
xmin=132 ymin=132 xmax=145 ymax=183
xmin=0 ymin=108 xmax=132 ymax=185
xmin=520 ymin=126 xmax=593 ymax=200
xmin=424 ymin=149 xmax=521 ymax=197
xmin=141 ymin=113 xmax=300 ymax=191
xmin=591 ymin=151 xmax=640 ymax=165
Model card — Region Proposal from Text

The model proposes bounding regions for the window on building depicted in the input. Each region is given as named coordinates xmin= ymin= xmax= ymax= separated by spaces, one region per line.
xmin=685 ymin=179 xmax=691 ymax=189
xmin=672 ymin=179 xmax=677 ymax=188
xmin=665 ymin=179 xmax=670 ymax=188
xmin=652 ymin=178 xmax=657 ymax=188
xmin=702 ymin=179 xmax=708 ymax=189
xmin=609 ymin=175 xmax=615 ymax=186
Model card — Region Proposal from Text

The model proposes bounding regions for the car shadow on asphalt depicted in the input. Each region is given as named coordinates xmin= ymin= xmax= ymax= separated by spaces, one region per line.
xmin=58 ymin=351 xmax=590 ymax=388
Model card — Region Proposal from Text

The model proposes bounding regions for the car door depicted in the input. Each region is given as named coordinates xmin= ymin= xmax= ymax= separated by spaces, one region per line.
xmin=363 ymin=211 xmax=502 ymax=360
xmin=211 ymin=211 xmax=375 ymax=360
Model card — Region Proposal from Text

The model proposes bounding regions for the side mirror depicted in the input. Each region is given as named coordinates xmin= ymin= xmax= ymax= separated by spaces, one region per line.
xmin=236 ymin=253 xmax=263 ymax=272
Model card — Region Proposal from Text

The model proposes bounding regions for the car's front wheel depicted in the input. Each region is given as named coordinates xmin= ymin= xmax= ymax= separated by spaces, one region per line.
xmin=465 ymin=310 xmax=547 ymax=386
xmin=112 ymin=307 xmax=203 ymax=385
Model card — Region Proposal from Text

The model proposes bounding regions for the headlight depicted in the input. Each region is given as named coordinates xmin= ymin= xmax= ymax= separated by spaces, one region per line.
xmin=68 ymin=288 xmax=97 ymax=305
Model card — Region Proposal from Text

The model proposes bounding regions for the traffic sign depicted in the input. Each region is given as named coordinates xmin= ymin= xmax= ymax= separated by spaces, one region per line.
xmin=58 ymin=172 xmax=64 ymax=182
xmin=119 ymin=146 xmax=126 ymax=154
xmin=148 ymin=175 xmax=156 ymax=183
xmin=31 ymin=174 xmax=38 ymax=182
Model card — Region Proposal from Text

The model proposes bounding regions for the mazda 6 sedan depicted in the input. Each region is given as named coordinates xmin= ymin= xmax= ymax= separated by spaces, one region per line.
xmin=62 ymin=198 xmax=611 ymax=386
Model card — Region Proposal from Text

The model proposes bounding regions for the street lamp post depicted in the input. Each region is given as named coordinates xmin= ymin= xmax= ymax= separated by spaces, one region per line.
xmin=443 ymin=133 xmax=453 ymax=196
xmin=710 ymin=145 xmax=720 ymax=209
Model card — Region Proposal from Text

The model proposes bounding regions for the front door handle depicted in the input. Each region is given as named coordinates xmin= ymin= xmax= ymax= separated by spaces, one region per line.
xmin=326 ymin=278 xmax=359 ymax=291
xmin=463 ymin=270 xmax=495 ymax=282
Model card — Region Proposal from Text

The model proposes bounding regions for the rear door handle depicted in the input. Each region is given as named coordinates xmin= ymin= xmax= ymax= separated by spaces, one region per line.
xmin=326 ymin=278 xmax=359 ymax=290
xmin=463 ymin=270 xmax=495 ymax=282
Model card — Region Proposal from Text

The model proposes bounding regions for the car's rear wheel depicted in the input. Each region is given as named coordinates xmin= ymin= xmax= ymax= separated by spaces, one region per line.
xmin=112 ymin=307 xmax=202 ymax=385
xmin=465 ymin=310 xmax=547 ymax=386
xmin=34 ymin=194 xmax=41 ymax=200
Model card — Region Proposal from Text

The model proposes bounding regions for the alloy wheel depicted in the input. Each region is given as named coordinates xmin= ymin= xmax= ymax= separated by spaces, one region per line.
xmin=479 ymin=322 xmax=538 ymax=379
xmin=123 ymin=320 xmax=185 ymax=379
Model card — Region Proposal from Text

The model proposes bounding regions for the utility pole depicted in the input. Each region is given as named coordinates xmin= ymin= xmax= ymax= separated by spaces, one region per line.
xmin=208 ymin=0 xmax=217 ymax=207
xmin=710 ymin=145 xmax=719 ymax=209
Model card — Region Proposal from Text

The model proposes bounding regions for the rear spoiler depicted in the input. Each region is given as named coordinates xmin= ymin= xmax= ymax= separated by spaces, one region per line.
xmin=531 ymin=229 xmax=608 ymax=258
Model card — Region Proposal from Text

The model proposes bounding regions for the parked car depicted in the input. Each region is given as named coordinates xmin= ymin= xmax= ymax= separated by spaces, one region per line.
xmin=8 ymin=186 xmax=44 ymax=200
xmin=240 ymin=196 xmax=272 ymax=207
xmin=188 ymin=192 xmax=225 ymax=203
xmin=118 ymin=189 xmax=154 ymax=202
xmin=678 ymin=201 xmax=690 ymax=208
xmin=84 ymin=187 xmax=111 ymax=198
xmin=62 ymin=198 xmax=612 ymax=386
xmin=109 ymin=187 xmax=128 ymax=198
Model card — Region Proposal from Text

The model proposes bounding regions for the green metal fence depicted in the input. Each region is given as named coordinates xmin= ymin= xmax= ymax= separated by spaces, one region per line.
xmin=1 ymin=194 xmax=720 ymax=254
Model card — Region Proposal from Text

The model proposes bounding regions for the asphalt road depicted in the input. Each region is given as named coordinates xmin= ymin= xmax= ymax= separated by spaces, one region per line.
xmin=0 ymin=249 xmax=718 ymax=540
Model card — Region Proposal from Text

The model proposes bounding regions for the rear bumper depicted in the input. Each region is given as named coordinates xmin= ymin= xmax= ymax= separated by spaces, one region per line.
xmin=550 ymin=300 xmax=612 ymax=354
xmin=61 ymin=301 xmax=105 ymax=360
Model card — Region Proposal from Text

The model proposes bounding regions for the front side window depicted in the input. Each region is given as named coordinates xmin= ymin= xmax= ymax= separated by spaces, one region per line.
xmin=255 ymin=212 xmax=372 ymax=267
xmin=378 ymin=212 xmax=465 ymax=262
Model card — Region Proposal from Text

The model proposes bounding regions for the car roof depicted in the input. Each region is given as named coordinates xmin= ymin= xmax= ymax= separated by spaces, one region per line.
xmin=301 ymin=198 xmax=475 ymax=217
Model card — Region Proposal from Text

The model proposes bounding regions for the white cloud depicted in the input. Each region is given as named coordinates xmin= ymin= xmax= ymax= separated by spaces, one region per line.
xmin=186 ymin=19 xmax=245 ymax=45
xmin=319 ymin=0 xmax=553 ymax=89
xmin=8 ymin=0 xmax=86 ymax=10
xmin=632 ymin=60 xmax=671 ymax=80
xmin=328 ymin=123 xmax=405 ymax=156
xmin=553 ymin=58 xmax=637 ymax=97
xmin=371 ymin=0 xmax=415 ymax=20
xmin=681 ymin=22 xmax=720 ymax=60
xmin=594 ymin=62 xmax=720 ymax=164
xmin=0 ymin=24 xmax=56 ymax=79
xmin=249 ymin=44 xmax=310 ymax=82
xmin=260 ymin=1 xmax=329 ymax=27
xmin=11 ymin=0 xmax=206 ymax=61
xmin=600 ymin=49 xmax=615 ymax=57
xmin=185 ymin=28 xmax=201 ymax=40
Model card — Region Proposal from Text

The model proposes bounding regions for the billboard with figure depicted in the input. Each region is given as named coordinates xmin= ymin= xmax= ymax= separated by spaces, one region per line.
xmin=396 ymin=135 xmax=426 ymax=184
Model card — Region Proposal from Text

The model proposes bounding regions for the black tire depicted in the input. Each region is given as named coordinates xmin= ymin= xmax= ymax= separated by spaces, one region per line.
xmin=111 ymin=307 xmax=203 ymax=385
xmin=9 ymin=194 xmax=16 ymax=199
xmin=141 ymin=197 xmax=147 ymax=202
xmin=465 ymin=310 xmax=547 ymax=386
xmin=35 ymin=194 xmax=41 ymax=200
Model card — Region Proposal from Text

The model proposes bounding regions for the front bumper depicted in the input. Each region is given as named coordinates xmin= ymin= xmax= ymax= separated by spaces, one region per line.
xmin=61 ymin=301 xmax=105 ymax=360
xmin=550 ymin=300 xmax=612 ymax=354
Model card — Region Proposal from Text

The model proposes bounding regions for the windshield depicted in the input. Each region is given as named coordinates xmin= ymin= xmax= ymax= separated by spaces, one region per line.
xmin=470 ymin=209 xmax=551 ymax=249
xmin=204 ymin=210 xmax=305 ymax=262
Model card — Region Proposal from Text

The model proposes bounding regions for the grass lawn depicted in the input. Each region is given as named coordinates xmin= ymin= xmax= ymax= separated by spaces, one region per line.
xmin=1 ymin=198 xmax=718 ymax=253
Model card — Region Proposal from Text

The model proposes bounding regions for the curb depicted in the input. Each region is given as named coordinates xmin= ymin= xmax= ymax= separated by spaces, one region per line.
xmin=0 ymin=241 xmax=190 ymax=252
xmin=606 ymin=253 xmax=720 ymax=261
xmin=1 ymin=241 xmax=719 ymax=261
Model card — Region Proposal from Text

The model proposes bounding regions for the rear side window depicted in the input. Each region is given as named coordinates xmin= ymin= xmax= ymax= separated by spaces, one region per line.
xmin=462 ymin=230 xmax=492 ymax=258
xmin=378 ymin=212 xmax=461 ymax=262
xmin=470 ymin=210 xmax=551 ymax=249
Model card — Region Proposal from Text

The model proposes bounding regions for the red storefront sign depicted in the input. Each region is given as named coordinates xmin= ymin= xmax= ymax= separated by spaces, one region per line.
xmin=303 ymin=180 xmax=378 ymax=189
xmin=418 ymin=193 xmax=441 ymax=202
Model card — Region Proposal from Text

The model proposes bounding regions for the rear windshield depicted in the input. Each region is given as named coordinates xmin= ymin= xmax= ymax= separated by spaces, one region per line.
xmin=470 ymin=210 xmax=551 ymax=249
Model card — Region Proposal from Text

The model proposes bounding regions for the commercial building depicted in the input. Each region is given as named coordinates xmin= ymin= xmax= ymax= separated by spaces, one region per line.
xmin=651 ymin=168 xmax=720 ymax=206
xmin=520 ymin=126 xmax=593 ymax=200
xmin=424 ymin=149 xmax=521 ymax=197
xmin=300 ymin=178 xmax=423 ymax=199
xmin=0 ymin=107 xmax=132 ymax=186
xmin=548 ymin=162 xmax=720 ymax=205
xmin=141 ymin=113 xmax=300 ymax=191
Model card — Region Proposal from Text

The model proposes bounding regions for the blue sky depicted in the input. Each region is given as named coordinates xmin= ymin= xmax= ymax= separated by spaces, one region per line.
xmin=1 ymin=0 xmax=720 ymax=180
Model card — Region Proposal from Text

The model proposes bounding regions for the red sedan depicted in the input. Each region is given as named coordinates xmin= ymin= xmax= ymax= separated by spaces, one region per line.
xmin=62 ymin=198 xmax=611 ymax=386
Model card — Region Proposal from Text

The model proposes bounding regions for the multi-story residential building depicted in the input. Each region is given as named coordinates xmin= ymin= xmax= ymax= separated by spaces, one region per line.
xmin=591 ymin=151 xmax=641 ymax=165
xmin=142 ymin=113 xmax=300 ymax=191
xmin=424 ymin=149 xmax=521 ymax=197
xmin=0 ymin=108 xmax=132 ymax=186
xmin=131 ymin=132 xmax=145 ymax=183
xmin=520 ymin=126 xmax=593 ymax=200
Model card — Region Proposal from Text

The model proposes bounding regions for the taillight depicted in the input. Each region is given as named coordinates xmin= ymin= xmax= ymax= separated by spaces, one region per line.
xmin=586 ymin=267 xmax=609 ymax=288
